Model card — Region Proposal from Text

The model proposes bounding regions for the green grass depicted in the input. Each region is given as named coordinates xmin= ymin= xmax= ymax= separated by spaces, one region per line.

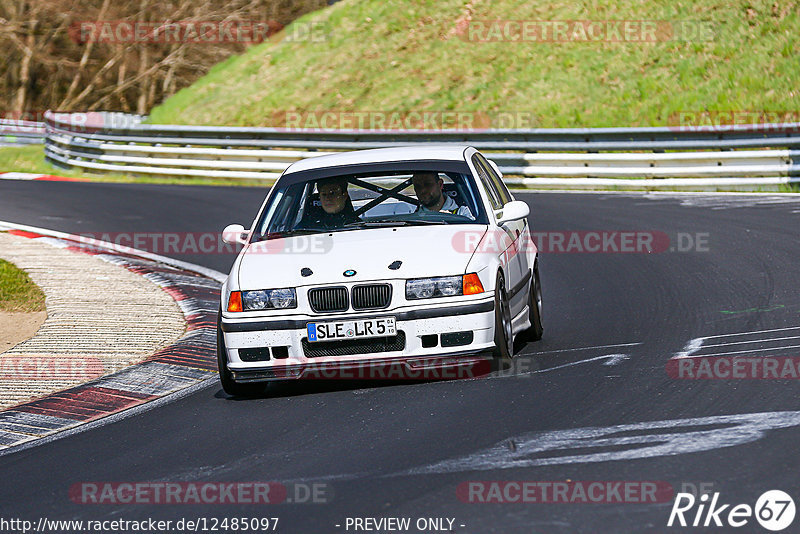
xmin=148 ymin=0 xmax=800 ymax=128
xmin=0 ymin=145 xmax=272 ymax=187
xmin=0 ymin=258 xmax=46 ymax=312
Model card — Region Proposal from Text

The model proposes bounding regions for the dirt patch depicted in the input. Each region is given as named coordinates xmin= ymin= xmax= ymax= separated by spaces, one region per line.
xmin=0 ymin=311 xmax=46 ymax=353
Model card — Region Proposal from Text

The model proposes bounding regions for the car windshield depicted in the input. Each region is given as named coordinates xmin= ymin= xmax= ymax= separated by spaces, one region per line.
xmin=252 ymin=166 xmax=488 ymax=240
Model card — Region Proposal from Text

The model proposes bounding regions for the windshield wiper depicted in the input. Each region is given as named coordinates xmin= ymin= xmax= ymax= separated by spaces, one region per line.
xmin=383 ymin=219 xmax=447 ymax=226
xmin=344 ymin=219 xmax=447 ymax=228
xmin=342 ymin=220 xmax=400 ymax=228
xmin=255 ymin=229 xmax=321 ymax=241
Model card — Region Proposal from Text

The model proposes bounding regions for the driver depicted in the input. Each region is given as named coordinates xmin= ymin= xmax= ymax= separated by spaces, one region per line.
xmin=411 ymin=172 xmax=473 ymax=219
xmin=300 ymin=177 xmax=360 ymax=229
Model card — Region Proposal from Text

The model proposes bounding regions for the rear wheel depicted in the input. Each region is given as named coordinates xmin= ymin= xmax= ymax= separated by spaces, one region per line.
xmin=522 ymin=264 xmax=543 ymax=342
xmin=217 ymin=311 xmax=264 ymax=397
xmin=492 ymin=273 xmax=514 ymax=361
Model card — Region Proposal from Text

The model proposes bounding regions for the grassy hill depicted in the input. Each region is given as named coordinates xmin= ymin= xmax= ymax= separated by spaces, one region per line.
xmin=148 ymin=0 xmax=800 ymax=128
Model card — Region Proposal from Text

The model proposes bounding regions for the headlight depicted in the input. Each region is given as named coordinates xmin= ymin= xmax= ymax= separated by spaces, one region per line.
xmin=406 ymin=276 xmax=463 ymax=300
xmin=240 ymin=288 xmax=297 ymax=310
xmin=269 ymin=288 xmax=296 ymax=309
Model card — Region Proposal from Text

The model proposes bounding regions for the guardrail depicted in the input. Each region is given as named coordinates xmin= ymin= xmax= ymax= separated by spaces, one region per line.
xmin=0 ymin=119 xmax=46 ymax=145
xmin=43 ymin=111 xmax=800 ymax=189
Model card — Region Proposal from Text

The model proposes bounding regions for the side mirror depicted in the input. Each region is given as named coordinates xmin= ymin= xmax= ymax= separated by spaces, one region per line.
xmin=488 ymin=159 xmax=503 ymax=179
xmin=221 ymin=224 xmax=249 ymax=245
xmin=496 ymin=200 xmax=529 ymax=225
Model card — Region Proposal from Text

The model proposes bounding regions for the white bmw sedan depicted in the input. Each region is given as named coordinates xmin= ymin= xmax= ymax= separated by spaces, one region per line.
xmin=217 ymin=146 xmax=542 ymax=395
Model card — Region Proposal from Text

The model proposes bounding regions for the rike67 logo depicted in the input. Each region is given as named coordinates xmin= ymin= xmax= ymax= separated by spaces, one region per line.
xmin=668 ymin=490 xmax=796 ymax=531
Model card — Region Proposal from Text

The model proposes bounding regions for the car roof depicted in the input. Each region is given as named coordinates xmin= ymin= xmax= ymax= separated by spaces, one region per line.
xmin=283 ymin=145 xmax=473 ymax=175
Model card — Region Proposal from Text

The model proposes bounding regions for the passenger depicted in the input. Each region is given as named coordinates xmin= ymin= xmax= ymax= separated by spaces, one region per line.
xmin=300 ymin=177 xmax=360 ymax=229
xmin=411 ymin=172 xmax=474 ymax=219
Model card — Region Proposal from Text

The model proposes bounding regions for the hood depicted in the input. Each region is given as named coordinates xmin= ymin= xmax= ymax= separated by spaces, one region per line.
xmin=236 ymin=225 xmax=488 ymax=289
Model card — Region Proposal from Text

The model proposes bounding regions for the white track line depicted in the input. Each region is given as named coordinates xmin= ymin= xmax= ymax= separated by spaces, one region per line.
xmin=700 ymin=325 xmax=800 ymax=341
xmin=700 ymin=334 xmax=800 ymax=349
xmin=524 ymin=342 xmax=641 ymax=356
xmin=680 ymin=344 xmax=800 ymax=359
xmin=672 ymin=327 xmax=800 ymax=360
xmin=487 ymin=353 xmax=632 ymax=381
xmin=531 ymin=353 xmax=631 ymax=373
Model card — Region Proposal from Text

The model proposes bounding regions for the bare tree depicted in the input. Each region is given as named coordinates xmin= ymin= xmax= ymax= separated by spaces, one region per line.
xmin=0 ymin=0 xmax=329 ymax=118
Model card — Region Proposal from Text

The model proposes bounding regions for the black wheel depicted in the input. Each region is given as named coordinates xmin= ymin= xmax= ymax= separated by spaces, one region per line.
xmin=217 ymin=312 xmax=264 ymax=397
xmin=492 ymin=273 xmax=514 ymax=361
xmin=522 ymin=264 xmax=543 ymax=342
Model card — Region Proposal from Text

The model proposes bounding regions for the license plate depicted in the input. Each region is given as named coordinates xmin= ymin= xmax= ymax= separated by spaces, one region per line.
xmin=307 ymin=317 xmax=396 ymax=342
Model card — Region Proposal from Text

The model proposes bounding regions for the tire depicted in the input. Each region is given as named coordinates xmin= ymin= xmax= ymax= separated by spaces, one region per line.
xmin=491 ymin=273 xmax=514 ymax=361
xmin=522 ymin=264 xmax=544 ymax=342
xmin=217 ymin=311 xmax=264 ymax=397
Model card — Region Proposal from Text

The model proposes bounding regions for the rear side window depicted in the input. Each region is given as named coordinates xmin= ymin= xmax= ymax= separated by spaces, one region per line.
xmin=475 ymin=153 xmax=512 ymax=205
xmin=471 ymin=154 xmax=502 ymax=210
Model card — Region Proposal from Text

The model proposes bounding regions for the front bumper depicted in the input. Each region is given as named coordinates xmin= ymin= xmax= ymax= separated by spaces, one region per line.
xmin=220 ymin=297 xmax=495 ymax=381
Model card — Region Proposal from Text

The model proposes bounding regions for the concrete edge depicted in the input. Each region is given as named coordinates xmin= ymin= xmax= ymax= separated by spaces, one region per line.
xmin=0 ymin=172 xmax=87 ymax=182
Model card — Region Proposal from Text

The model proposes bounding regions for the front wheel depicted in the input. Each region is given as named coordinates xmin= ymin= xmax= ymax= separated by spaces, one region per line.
xmin=492 ymin=273 xmax=514 ymax=361
xmin=217 ymin=312 xmax=264 ymax=397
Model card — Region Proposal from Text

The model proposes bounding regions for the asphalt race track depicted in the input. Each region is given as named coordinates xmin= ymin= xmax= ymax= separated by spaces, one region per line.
xmin=1 ymin=180 xmax=800 ymax=533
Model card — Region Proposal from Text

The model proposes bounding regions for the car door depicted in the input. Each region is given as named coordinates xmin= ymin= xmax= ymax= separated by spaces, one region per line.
xmin=470 ymin=154 xmax=527 ymax=318
xmin=483 ymin=155 xmax=533 ymax=283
